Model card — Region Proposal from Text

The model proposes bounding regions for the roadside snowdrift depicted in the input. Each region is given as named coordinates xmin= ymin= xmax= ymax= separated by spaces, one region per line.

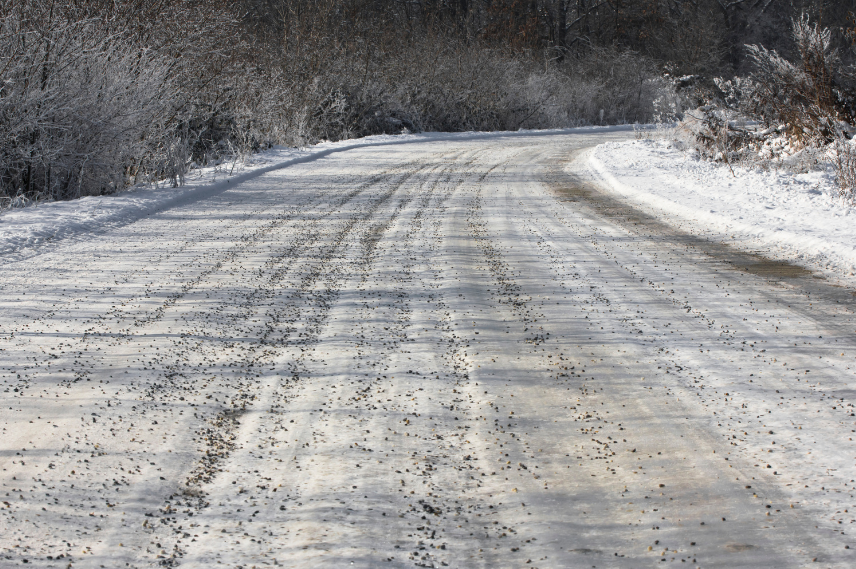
xmin=587 ymin=138 xmax=856 ymax=283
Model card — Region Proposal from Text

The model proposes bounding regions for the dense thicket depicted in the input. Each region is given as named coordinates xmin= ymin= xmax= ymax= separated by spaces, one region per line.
xmin=2 ymin=0 xmax=854 ymax=204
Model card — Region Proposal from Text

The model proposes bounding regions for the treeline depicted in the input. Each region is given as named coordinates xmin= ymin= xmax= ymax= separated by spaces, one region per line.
xmin=1 ymin=0 xmax=853 ymax=204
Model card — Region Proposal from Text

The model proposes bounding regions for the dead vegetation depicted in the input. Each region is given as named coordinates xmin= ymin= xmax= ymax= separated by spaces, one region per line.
xmin=675 ymin=14 xmax=856 ymax=201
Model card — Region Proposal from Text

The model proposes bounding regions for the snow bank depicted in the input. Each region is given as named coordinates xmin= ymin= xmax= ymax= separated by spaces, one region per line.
xmin=586 ymin=138 xmax=856 ymax=282
xmin=0 ymin=126 xmax=630 ymax=266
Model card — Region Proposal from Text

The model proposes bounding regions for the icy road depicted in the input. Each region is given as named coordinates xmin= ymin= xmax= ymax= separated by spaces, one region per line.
xmin=3 ymin=131 xmax=856 ymax=569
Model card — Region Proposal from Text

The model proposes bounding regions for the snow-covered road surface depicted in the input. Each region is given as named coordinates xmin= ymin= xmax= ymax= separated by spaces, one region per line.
xmin=2 ymin=130 xmax=856 ymax=568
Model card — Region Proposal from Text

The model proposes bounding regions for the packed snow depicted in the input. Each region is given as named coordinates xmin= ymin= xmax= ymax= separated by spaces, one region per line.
xmin=586 ymin=138 xmax=856 ymax=284
xmin=2 ymin=130 xmax=856 ymax=568
xmin=0 ymin=126 xmax=627 ymax=267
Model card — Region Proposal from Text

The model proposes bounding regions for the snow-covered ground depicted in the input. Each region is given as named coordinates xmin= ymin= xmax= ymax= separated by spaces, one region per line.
xmin=2 ymin=130 xmax=856 ymax=568
xmin=0 ymin=126 xmax=627 ymax=267
xmin=0 ymin=133 xmax=427 ymax=264
xmin=587 ymin=138 xmax=856 ymax=284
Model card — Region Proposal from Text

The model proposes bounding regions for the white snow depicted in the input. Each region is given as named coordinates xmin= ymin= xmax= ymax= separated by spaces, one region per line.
xmin=0 ymin=126 xmax=628 ymax=266
xmin=3 ymin=129 xmax=856 ymax=568
xmin=586 ymin=138 xmax=856 ymax=283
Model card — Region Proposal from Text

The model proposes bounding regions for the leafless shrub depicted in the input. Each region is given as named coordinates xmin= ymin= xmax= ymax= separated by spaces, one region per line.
xmin=0 ymin=0 xmax=244 ymax=203
xmin=833 ymin=134 xmax=856 ymax=202
xmin=0 ymin=1 xmax=669 ymax=207
xmin=744 ymin=14 xmax=850 ymax=147
xmin=269 ymin=37 xmax=667 ymax=147
xmin=675 ymin=14 xmax=856 ymax=193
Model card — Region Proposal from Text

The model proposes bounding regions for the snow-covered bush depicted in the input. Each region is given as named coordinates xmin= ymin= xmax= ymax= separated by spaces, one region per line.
xmin=0 ymin=1 xmax=668 ymax=207
xmin=674 ymin=14 xmax=856 ymax=193
xmin=562 ymin=47 xmax=664 ymax=126
xmin=272 ymin=39 xmax=665 ymax=146
xmin=744 ymin=14 xmax=851 ymax=147
xmin=0 ymin=12 xmax=172 ymax=200
xmin=0 ymin=1 xmax=247 ymax=203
